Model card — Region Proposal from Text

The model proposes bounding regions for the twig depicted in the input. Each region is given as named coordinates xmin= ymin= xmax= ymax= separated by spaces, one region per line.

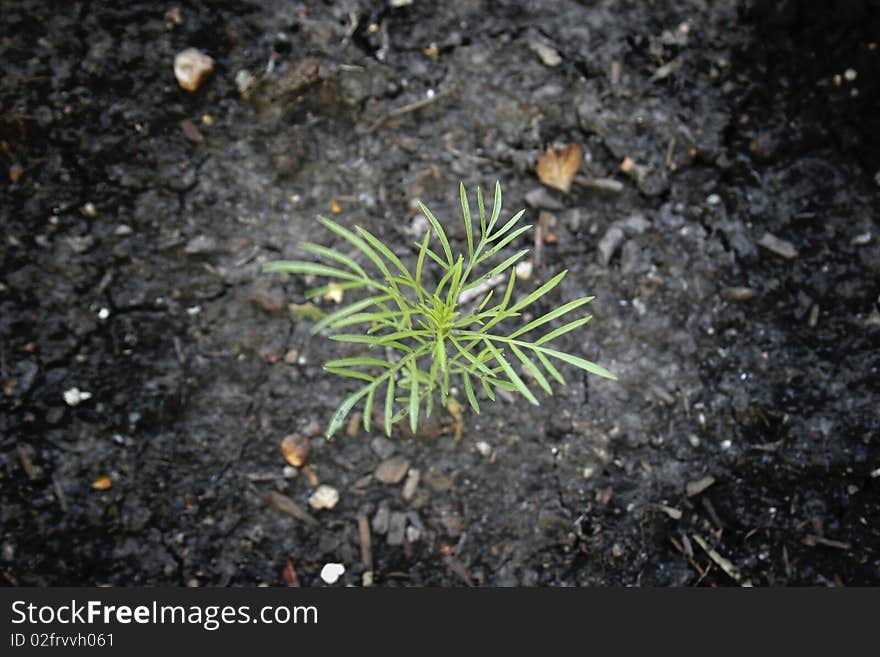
xmin=574 ymin=175 xmax=624 ymax=193
xmin=692 ymin=533 xmax=752 ymax=586
xmin=366 ymin=85 xmax=457 ymax=133
xmin=357 ymin=511 xmax=373 ymax=573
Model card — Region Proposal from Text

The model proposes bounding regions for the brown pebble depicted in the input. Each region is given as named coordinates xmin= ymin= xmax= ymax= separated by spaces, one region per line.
xmin=174 ymin=48 xmax=214 ymax=92
xmin=375 ymin=456 xmax=410 ymax=484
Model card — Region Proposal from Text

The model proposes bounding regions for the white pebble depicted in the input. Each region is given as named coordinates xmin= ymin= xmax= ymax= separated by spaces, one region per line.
xmin=63 ymin=387 xmax=92 ymax=406
xmin=844 ymin=68 xmax=857 ymax=81
xmin=174 ymin=48 xmax=214 ymax=92
xmin=309 ymin=484 xmax=340 ymax=510
xmin=97 ymin=307 xmax=110 ymax=320
xmin=320 ymin=563 xmax=345 ymax=585
xmin=515 ymin=260 xmax=533 ymax=280
xmin=475 ymin=441 xmax=492 ymax=457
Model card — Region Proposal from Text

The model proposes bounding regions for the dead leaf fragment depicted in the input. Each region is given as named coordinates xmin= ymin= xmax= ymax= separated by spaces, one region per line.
xmin=329 ymin=199 xmax=342 ymax=214
xmin=536 ymin=144 xmax=583 ymax=192
xmin=280 ymin=434 xmax=310 ymax=467
xmin=686 ymin=475 xmax=716 ymax=497
xmin=179 ymin=118 xmax=204 ymax=143
xmin=281 ymin=559 xmax=300 ymax=587
xmin=92 ymin=475 xmax=113 ymax=490
xmin=265 ymin=491 xmax=318 ymax=525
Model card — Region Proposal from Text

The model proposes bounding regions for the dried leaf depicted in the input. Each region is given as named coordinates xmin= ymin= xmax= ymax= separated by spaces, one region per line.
xmin=179 ymin=119 xmax=204 ymax=143
xmin=280 ymin=434 xmax=310 ymax=467
xmin=92 ymin=476 xmax=112 ymax=490
xmin=282 ymin=559 xmax=300 ymax=587
xmin=536 ymin=144 xmax=583 ymax=192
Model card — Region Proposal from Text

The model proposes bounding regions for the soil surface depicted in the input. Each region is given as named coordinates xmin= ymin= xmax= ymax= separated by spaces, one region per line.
xmin=2 ymin=0 xmax=878 ymax=586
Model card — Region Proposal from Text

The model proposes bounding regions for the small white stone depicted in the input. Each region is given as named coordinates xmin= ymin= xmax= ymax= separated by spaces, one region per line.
xmin=186 ymin=305 xmax=202 ymax=316
xmin=320 ymin=563 xmax=345 ymax=584
xmin=582 ymin=466 xmax=595 ymax=479
xmin=515 ymin=260 xmax=533 ymax=280
xmin=282 ymin=466 xmax=298 ymax=479
xmin=97 ymin=307 xmax=110 ymax=320
xmin=844 ymin=68 xmax=857 ymax=81
xmin=174 ymin=48 xmax=214 ymax=92
xmin=63 ymin=387 xmax=92 ymax=406
xmin=309 ymin=484 xmax=340 ymax=510
xmin=706 ymin=193 xmax=721 ymax=206
xmin=475 ymin=441 xmax=492 ymax=457
xmin=720 ymin=439 xmax=732 ymax=450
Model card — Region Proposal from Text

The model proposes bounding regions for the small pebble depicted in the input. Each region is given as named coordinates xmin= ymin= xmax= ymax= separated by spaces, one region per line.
xmin=375 ymin=456 xmax=409 ymax=484
xmin=174 ymin=48 xmax=214 ymax=92
xmin=319 ymin=563 xmax=345 ymax=584
xmin=475 ymin=441 xmax=492 ymax=457
xmin=63 ymin=387 xmax=92 ymax=406
xmin=308 ymin=484 xmax=339 ymax=510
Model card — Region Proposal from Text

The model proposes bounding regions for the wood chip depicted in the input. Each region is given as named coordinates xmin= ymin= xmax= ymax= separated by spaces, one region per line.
xmin=265 ymin=491 xmax=318 ymax=525
xmin=280 ymin=434 xmax=309 ymax=467
xmin=686 ymin=475 xmax=715 ymax=497
xmin=536 ymin=144 xmax=583 ymax=192
xmin=92 ymin=475 xmax=112 ymax=491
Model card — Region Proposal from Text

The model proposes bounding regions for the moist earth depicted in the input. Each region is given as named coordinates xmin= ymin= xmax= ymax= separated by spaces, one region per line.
xmin=1 ymin=0 xmax=878 ymax=586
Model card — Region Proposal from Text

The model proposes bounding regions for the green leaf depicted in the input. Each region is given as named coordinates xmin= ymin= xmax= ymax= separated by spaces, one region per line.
xmin=476 ymin=186 xmax=487 ymax=235
xmin=418 ymin=201 xmax=453 ymax=266
xmin=415 ymin=231 xmax=431 ymax=301
xmin=509 ymin=343 xmax=552 ymax=394
xmin=300 ymin=242 xmax=368 ymax=279
xmin=488 ymin=180 xmax=502 ymax=233
xmin=534 ymin=315 xmax=593 ymax=345
xmin=323 ymin=367 xmax=376 ymax=383
xmin=482 ymin=340 xmax=539 ymax=405
xmin=508 ymin=296 xmax=594 ymax=339
xmin=486 ymin=209 xmax=526 ymax=243
xmin=533 ymin=345 xmax=618 ymax=380
xmin=508 ymin=270 xmax=567 ymax=314
xmin=324 ymin=357 xmax=393 ymax=369
xmin=478 ymin=223 xmax=532 ymax=262
xmin=326 ymin=385 xmax=372 ymax=438
xmin=408 ymin=358 xmax=420 ymax=433
xmin=462 ymin=370 xmax=480 ymax=414
xmin=535 ymin=349 xmax=566 ymax=385
xmin=312 ymin=294 xmax=392 ymax=333
xmin=264 ymin=260 xmax=363 ymax=283
xmin=384 ymin=377 xmax=395 ymax=437
xmin=460 ymin=182 xmax=474 ymax=260
xmin=355 ymin=226 xmax=416 ymax=285
xmin=363 ymin=385 xmax=375 ymax=432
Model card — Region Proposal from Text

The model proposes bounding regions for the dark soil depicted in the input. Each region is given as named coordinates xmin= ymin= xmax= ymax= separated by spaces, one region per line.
xmin=2 ymin=0 xmax=878 ymax=586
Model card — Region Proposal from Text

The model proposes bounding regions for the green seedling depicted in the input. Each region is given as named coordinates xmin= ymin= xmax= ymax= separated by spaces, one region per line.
xmin=265 ymin=182 xmax=616 ymax=438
